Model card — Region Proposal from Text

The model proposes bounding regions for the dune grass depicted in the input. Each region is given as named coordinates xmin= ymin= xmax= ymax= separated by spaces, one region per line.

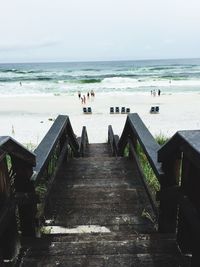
xmin=139 ymin=134 xmax=168 ymax=193
xmin=125 ymin=133 xmax=169 ymax=195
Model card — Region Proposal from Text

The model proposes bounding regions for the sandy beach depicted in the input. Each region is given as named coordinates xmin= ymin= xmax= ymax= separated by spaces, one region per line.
xmin=0 ymin=93 xmax=200 ymax=146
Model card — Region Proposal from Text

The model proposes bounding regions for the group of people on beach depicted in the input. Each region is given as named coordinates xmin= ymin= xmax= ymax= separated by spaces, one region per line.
xmin=151 ymin=89 xmax=161 ymax=97
xmin=78 ymin=90 xmax=95 ymax=104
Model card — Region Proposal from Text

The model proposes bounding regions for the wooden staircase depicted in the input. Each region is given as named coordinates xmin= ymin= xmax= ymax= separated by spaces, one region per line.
xmin=18 ymin=143 xmax=188 ymax=266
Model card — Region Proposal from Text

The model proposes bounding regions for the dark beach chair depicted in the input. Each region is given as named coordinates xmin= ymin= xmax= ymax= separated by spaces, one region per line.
xmin=87 ymin=107 xmax=92 ymax=114
xmin=126 ymin=108 xmax=130 ymax=113
xmin=110 ymin=107 xmax=114 ymax=114
xmin=83 ymin=107 xmax=87 ymax=114
xmin=115 ymin=107 xmax=120 ymax=113
xmin=121 ymin=107 xmax=126 ymax=114
xmin=155 ymin=106 xmax=159 ymax=113
xmin=150 ymin=106 xmax=155 ymax=113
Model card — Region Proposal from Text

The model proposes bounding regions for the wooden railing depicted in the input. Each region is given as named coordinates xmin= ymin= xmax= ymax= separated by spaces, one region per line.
xmin=111 ymin=113 xmax=200 ymax=266
xmin=0 ymin=115 xmax=80 ymax=265
xmin=0 ymin=136 xmax=36 ymax=263
xmin=158 ymin=130 xmax=200 ymax=266
xmin=1 ymin=113 xmax=200 ymax=265
xmin=78 ymin=126 xmax=89 ymax=157
xmin=116 ymin=113 xmax=163 ymax=213
xmin=32 ymin=115 xmax=80 ymax=225
xmin=108 ymin=125 xmax=119 ymax=156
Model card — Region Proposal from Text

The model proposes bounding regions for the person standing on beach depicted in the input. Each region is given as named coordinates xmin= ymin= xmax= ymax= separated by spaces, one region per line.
xmin=78 ymin=91 xmax=81 ymax=99
xmin=158 ymin=89 xmax=161 ymax=96
xmin=83 ymin=95 xmax=86 ymax=104
xmin=91 ymin=90 xmax=95 ymax=97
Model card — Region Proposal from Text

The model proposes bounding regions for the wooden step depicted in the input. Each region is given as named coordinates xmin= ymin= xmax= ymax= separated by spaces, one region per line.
xmin=84 ymin=143 xmax=110 ymax=157
xmin=18 ymin=143 xmax=188 ymax=266
xmin=19 ymin=253 xmax=190 ymax=267
xmin=19 ymin=234 xmax=189 ymax=267
xmin=21 ymin=239 xmax=179 ymax=256
xmin=46 ymin=188 xmax=149 ymax=206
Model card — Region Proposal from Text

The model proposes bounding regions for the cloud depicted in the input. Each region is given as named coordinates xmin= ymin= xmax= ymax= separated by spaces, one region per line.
xmin=0 ymin=40 xmax=60 ymax=52
xmin=163 ymin=39 xmax=175 ymax=45
xmin=144 ymin=45 xmax=152 ymax=51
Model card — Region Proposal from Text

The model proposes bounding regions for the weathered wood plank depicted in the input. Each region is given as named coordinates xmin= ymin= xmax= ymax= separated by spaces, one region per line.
xmin=79 ymin=126 xmax=89 ymax=157
xmin=118 ymin=113 xmax=163 ymax=178
xmin=158 ymin=130 xmax=200 ymax=169
xmin=0 ymin=136 xmax=35 ymax=165
xmin=20 ymin=253 xmax=190 ymax=267
xmin=108 ymin=125 xmax=119 ymax=156
xmin=22 ymin=238 xmax=180 ymax=256
xmin=19 ymin=140 xmax=187 ymax=266
xmin=33 ymin=115 xmax=69 ymax=181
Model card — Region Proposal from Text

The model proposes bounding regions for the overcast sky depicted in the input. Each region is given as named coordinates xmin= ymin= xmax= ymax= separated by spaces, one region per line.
xmin=0 ymin=0 xmax=200 ymax=63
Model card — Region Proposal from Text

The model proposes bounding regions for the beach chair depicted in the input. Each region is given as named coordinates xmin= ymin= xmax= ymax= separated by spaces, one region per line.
xmin=110 ymin=107 xmax=114 ymax=114
xmin=115 ymin=107 xmax=120 ymax=113
xmin=121 ymin=107 xmax=126 ymax=114
xmin=155 ymin=106 xmax=159 ymax=113
xmin=83 ymin=107 xmax=87 ymax=114
xmin=150 ymin=107 xmax=155 ymax=113
xmin=126 ymin=108 xmax=130 ymax=113
xmin=87 ymin=107 xmax=92 ymax=114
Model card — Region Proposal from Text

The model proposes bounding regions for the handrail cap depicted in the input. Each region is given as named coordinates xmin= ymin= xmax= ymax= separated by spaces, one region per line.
xmin=158 ymin=130 xmax=200 ymax=167
xmin=0 ymin=136 xmax=36 ymax=166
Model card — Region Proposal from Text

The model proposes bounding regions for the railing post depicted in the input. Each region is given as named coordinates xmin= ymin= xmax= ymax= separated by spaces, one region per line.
xmin=177 ymin=156 xmax=192 ymax=253
xmin=109 ymin=133 xmax=114 ymax=156
xmin=177 ymin=155 xmax=200 ymax=261
xmin=79 ymin=126 xmax=88 ymax=157
xmin=66 ymin=120 xmax=80 ymax=157
xmin=0 ymin=156 xmax=20 ymax=261
xmin=1 ymin=212 xmax=20 ymax=261
xmin=108 ymin=126 xmax=119 ymax=157
xmin=0 ymin=252 xmax=3 ymax=266
xmin=191 ymin=235 xmax=200 ymax=267
xmin=12 ymin=157 xmax=37 ymax=237
xmin=118 ymin=120 xmax=130 ymax=156
xmin=128 ymin=134 xmax=137 ymax=160
xmin=158 ymin=153 xmax=181 ymax=233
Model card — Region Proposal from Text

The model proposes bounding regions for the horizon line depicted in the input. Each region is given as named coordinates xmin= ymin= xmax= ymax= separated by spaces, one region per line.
xmin=1 ymin=57 xmax=200 ymax=65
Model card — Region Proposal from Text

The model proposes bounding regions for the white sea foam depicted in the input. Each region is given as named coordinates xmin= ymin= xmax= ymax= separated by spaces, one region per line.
xmin=1 ymin=59 xmax=200 ymax=96
xmin=1 ymin=78 xmax=200 ymax=97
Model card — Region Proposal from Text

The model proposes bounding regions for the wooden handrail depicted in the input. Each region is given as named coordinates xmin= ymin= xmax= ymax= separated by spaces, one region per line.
xmin=32 ymin=115 xmax=79 ymax=183
xmin=28 ymin=115 xmax=80 ymax=234
xmin=127 ymin=137 xmax=158 ymax=215
xmin=118 ymin=113 xmax=163 ymax=179
xmin=78 ymin=126 xmax=89 ymax=157
xmin=117 ymin=114 xmax=200 ymax=264
xmin=158 ymin=130 xmax=200 ymax=167
xmin=0 ymin=136 xmax=36 ymax=166
xmin=158 ymin=130 xmax=200 ymax=266
xmin=0 ymin=115 xmax=81 ymax=264
xmin=117 ymin=113 xmax=164 ymax=216
xmin=0 ymin=136 xmax=37 ymax=262
xmin=108 ymin=125 xmax=119 ymax=156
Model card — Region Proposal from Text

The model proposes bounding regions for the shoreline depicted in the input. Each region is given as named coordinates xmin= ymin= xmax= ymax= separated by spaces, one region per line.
xmin=0 ymin=93 xmax=200 ymax=145
xmin=1 ymin=89 xmax=200 ymax=98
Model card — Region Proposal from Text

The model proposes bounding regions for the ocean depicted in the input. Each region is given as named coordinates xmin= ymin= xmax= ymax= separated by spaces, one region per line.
xmin=1 ymin=58 xmax=200 ymax=96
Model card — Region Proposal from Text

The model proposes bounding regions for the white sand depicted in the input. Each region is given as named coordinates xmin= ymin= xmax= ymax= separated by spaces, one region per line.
xmin=0 ymin=93 xmax=200 ymax=145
